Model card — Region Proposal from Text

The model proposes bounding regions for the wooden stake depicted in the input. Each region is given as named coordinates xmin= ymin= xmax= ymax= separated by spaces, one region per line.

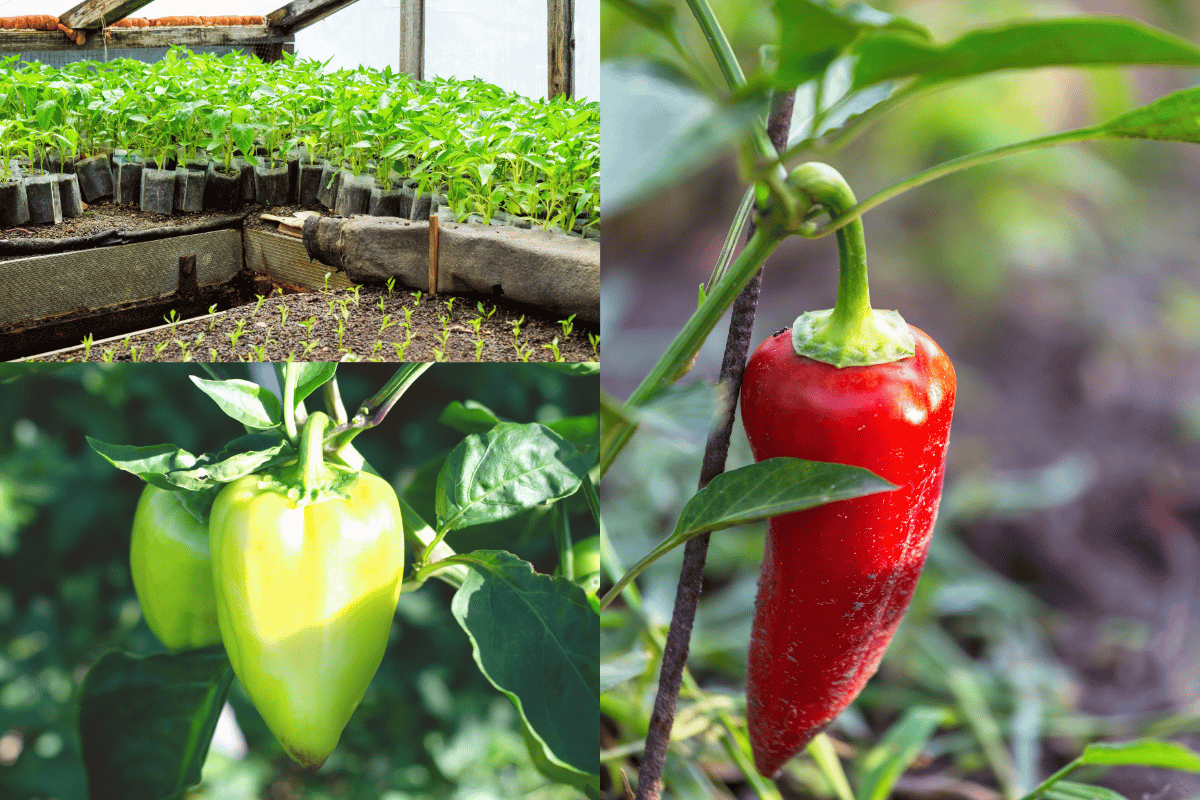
xmin=428 ymin=215 xmax=439 ymax=295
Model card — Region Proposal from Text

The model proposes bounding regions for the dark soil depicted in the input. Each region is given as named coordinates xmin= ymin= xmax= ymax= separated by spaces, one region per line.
xmin=25 ymin=283 xmax=599 ymax=363
xmin=0 ymin=199 xmax=236 ymax=241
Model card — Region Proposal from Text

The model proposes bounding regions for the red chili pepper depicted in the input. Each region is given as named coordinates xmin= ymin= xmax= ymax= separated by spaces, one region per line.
xmin=738 ymin=163 xmax=956 ymax=777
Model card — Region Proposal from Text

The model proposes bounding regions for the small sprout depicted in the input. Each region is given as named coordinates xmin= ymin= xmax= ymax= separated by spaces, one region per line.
xmin=252 ymin=345 xmax=267 ymax=361
xmin=386 ymin=276 xmax=396 ymax=295
xmin=100 ymin=347 xmax=115 ymax=363
xmin=542 ymin=337 xmax=563 ymax=362
xmin=588 ymin=332 xmax=600 ymax=357
xmin=302 ymin=341 xmax=317 ymax=358
xmin=339 ymin=299 xmax=351 ymax=321
xmin=431 ymin=347 xmax=444 ymax=362
xmin=444 ymin=297 xmax=455 ymax=313
xmin=153 ymin=340 xmax=170 ymax=359
xmin=370 ymin=340 xmax=383 ymax=360
xmin=129 ymin=345 xmax=140 ymax=362
xmin=336 ymin=318 xmax=345 ymax=348
xmin=210 ymin=348 xmax=218 ymax=361
xmin=164 ymin=309 xmax=180 ymax=326
xmin=350 ymin=284 xmax=361 ymax=306
xmin=468 ymin=316 xmax=483 ymax=334
xmin=178 ymin=340 xmax=191 ymax=360
xmin=379 ymin=314 xmax=396 ymax=334
xmin=81 ymin=333 xmax=94 ymax=359
xmin=279 ymin=305 xmax=288 ymax=327
xmin=393 ymin=338 xmax=411 ymax=361
xmin=253 ymin=294 xmax=266 ymax=314
xmin=474 ymin=339 xmax=484 ymax=362
xmin=323 ymin=272 xmax=332 ymax=292
xmin=410 ymin=290 xmax=422 ymax=307
xmin=559 ymin=314 xmax=575 ymax=339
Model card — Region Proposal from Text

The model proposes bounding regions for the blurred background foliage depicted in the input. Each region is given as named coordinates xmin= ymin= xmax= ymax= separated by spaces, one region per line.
xmin=601 ymin=0 xmax=1200 ymax=797
xmin=0 ymin=364 xmax=598 ymax=800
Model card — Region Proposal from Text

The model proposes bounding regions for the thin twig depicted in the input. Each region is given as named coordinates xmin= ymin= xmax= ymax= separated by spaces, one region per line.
xmin=635 ymin=87 xmax=797 ymax=800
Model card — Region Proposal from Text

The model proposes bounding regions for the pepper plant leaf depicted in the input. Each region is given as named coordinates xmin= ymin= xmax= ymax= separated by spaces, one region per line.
xmin=1094 ymin=84 xmax=1200 ymax=143
xmin=87 ymin=435 xmax=290 ymax=492
xmin=602 ymin=59 xmax=768 ymax=214
xmin=438 ymin=399 xmax=502 ymax=435
xmin=288 ymin=362 xmax=338 ymax=409
xmin=673 ymin=456 xmax=895 ymax=539
xmin=449 ymin=549 xmax=599 ymax=795
xmin=773 ymin=0 xmax=929 ymax=88
xmin=79 ymin=647 xmax=233 ymax=800
xmin=189 ymin=376 xmax=282 ymax=430
xmin=436 ymin=422 xmax=596 ymax=533
xmin=849 ymin=17 xmax=1200 ymax=93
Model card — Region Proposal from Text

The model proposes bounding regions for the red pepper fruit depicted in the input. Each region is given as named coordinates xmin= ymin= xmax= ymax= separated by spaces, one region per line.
xmin=739 ymin=163 xmax=956 ymax=777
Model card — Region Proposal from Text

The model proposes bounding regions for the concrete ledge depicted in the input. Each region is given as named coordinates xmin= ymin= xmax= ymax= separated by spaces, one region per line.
xmin=302 ymin=216 xmax=599 ymax=324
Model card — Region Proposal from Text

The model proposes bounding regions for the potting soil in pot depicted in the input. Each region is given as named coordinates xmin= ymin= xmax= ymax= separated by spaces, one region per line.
xmin=174 ymin=166 xmax=207 ymax=213
xmin=0 ymin=180 xmax=30 ymax=227
xmin=25 ymin=173 xmax=62 ymax=224
xmin=76 ymin=155 xmax=115 ymax=202
xmin=140 ymin=168 xmax=175 ymax=214
xmin=55 ymin=173 xmax=84 ymax=218
xmin=254 ymin=164 xmax=289 ymax=207
xmin=204 ymin=163 xmax=243 ymax=212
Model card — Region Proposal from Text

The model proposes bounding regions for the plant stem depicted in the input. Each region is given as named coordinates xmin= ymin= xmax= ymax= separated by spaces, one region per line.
xmin=282 ymin=362 xmax=298 ymax=444
xmin=634 ymin=87 xmax=796 ymax=800
xmin=280 ymin=411 xmax=332 ymax=494
xmin=802 ymin=126 xmax=1100 ymax=238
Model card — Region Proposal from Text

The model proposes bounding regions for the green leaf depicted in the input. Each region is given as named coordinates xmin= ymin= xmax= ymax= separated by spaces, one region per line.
xmin=856 ymin=707 xmax=948 ymax=800
xmin=436 ymin=422 xmax=596 ymax=533
xmin=600 ymin=649 xmax=651 ymax=694
xmin=773 ymin=0 xmax=929 ymax=87
xmin=1043 ymin=782 xmax=1130 ymax=800
xmin=291 ymin=363 xmax=337 ymax=408
xmin=451 ymin=550 xmax=599 ymax=792
xmin=603 ymin=0 xmax=677 ymax=39
xmin=602 ymin=59 xmax=768 ymax=214
xmin=850 ymin=18 xmax=1200 ymax=92
xmin=87 ymin=439 xmax=204 ymax=492
xmin=79 ymin=648 xmax=233 ymax=800
xmin=539 ymin=362 xmax=600 ymax=376
xmin=87 ymin=435 xmax=290 ymax=492
xmin=672 ymin=457 xmax=896 ymax=539
xmin=1098 ymin=84 xmax=1200 ymax=143
xmin=438 ymin=400 xmax=502 ymax=435
xmin=789 ymin=58 xmax=896 ymax=144
xmin=1078 ymin=739 xmax=1200 ymax=772
xmin=189 ymin=376 xmax=282 ymax=430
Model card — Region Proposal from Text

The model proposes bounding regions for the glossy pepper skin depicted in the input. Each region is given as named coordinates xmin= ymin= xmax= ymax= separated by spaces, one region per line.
xmin=209 ymin=413 xmax=406 ymax=770
xmin=739 ymin=324 xmax=955 ymax=777
xmin=129 ymin=484 xmax=222 ymax=652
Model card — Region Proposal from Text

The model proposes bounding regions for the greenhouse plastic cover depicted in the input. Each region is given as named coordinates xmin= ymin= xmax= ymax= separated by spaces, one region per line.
xmin=0 ymin=0 xmax=598 ymax=100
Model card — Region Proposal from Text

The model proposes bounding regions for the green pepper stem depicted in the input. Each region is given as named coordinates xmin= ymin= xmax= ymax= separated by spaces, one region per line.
xmin=787 ymin=162 xmax=914 ymax=367
xmin=280 ymin=411 xmax=333 ymax=494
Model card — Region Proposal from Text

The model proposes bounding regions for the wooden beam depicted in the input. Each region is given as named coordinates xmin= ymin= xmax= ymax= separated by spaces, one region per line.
xmin=0 ymin=27 xmax=292 ymax=53
xmin=265 ymin=0 xmax=362 ymax=35
xmin=59 ymin=0 xmax=155 ymax=29
xmin=547 ymin=0 xmax=574 ymax=99
xmin=399 ymin=0 xmax=423 ymax=80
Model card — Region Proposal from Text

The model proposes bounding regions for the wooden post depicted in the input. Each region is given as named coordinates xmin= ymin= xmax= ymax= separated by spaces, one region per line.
xmin=547 ymin=0 xmax=574 ymax=99
xmin=60 ymin=0 xmax=154 ymax=29
xmin=399 ymin=0 xmax=423 ymax=80
xmin=428 ymin=215 xmax=439 ymax=296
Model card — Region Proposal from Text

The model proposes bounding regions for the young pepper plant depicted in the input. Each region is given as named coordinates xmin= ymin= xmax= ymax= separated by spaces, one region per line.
xmin=602 ymin=0 xmax=1200 ymax=798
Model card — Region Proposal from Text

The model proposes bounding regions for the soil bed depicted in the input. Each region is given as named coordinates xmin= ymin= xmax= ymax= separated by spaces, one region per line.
xmin=24 ymin=283 xmax=599 ymax=363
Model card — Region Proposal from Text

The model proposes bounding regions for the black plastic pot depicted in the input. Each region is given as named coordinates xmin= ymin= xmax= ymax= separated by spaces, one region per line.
xmin=173 ymin=166 xmax=207 ymax=213
xmin=76 ymin=154 xmax=115 ymax=202
xmin=286 ymin=148 xmax=305 ymax=201
xmin=140 ymin=167 xmax=175 ymax=215
xmin=297 ymin=161 xmax=325 ymax=205
xmin=115 ymin=160 xmax=144 ymax=205
xmin=317 ymin=161 xmax=340 ymax=209
xmin=368 ymin=186 xmax=406 ymax=217
xmin=233 ymin=157 xmax=256 ymax=202
xmin=204 ymin=163 xmax=243 ymax=212
xmin=56 ymin=173 xmax=84 ymax=218
xmin=25 ymin=173 xmax=62 ymax=224
xmin=254 ymin=164 xmax=289 ymax=207
xmin=335 ymin=173 xmax=373 ymax=216
xmin=0 ymin=179 xmax=30 ymax=227
xmin=409 ymin=188 xmax=432 ymax=221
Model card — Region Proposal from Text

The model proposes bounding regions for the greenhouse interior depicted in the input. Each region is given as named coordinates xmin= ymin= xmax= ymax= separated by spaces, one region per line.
xmin=0 ymin=0 xmax=600 ymax=363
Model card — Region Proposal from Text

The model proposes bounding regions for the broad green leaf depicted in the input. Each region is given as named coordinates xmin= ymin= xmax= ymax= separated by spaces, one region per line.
xmin=774 ymin=0 xmax=929 ymax=87
xmin=850 ymin=18 xmax=1200 ymax=92
xmin=1078 ymin=739 xmax=1200 ymax=772
xmin=602 ymin=59 xmax=767 ymax=214
xmin=79 ymin=648 xmax=233 ymax=800
xmin=438 ymin=399 xmax=502 ymax=435
xmin=87 ymin=439 xmax=204 ymax=492
xmin=856 ymin=707 xmax=949 ymax=800
xmin=603 ymin=0 xmax=677 ymax=39
xmin=672 ymin=457 xmax=895 ymax=538
xmin=290 ymin=362 xmax=337 ymax=408
xmin=87 ymin=435 xmax=290 ymax=492
xmin=451 ymin=550 xmax=599 ymax=791
xmin=189 ymin=377 xmax=282 ymax=430
xmin=789 ymin=56 xmax=897 ymax=144
xmin=436 ymin=422 xmax=595 ymax=533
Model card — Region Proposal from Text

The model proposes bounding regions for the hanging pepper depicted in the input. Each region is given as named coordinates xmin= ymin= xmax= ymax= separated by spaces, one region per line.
xmin=739 ymin=163 xmax=956 ymax=777
xmin=208 ymin=411 xmax=407 ymax=770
